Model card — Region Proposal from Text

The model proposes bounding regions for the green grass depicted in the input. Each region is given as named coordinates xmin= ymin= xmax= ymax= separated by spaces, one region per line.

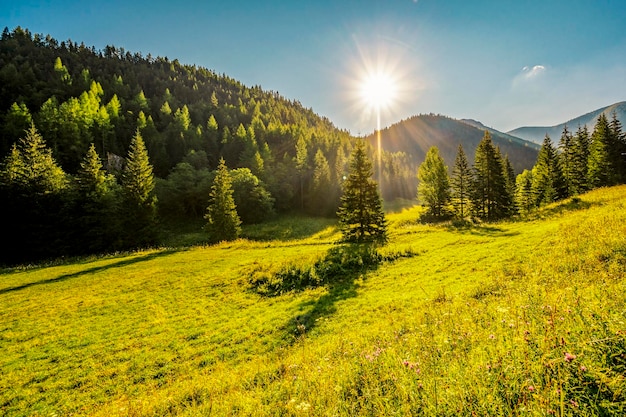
xmin=2 ymin=187 xmax=626 ymax=416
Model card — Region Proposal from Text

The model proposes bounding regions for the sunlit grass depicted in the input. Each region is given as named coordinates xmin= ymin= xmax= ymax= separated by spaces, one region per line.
xmin=1 ymin=186 xmax=626 ymax=415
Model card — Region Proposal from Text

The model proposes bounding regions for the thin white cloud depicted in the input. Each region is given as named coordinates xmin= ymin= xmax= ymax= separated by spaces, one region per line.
xmin=512 ymin=64 xmax=548 ymax=90
xmin=521 ymin=65 xmax=546 ymax=79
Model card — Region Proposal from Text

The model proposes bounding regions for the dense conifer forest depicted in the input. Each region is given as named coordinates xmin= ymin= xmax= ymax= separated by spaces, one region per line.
xmin=1 ymin=27 xmax=624 ymax=265
xmin=0 ymin=27 xmax=399 ymax=263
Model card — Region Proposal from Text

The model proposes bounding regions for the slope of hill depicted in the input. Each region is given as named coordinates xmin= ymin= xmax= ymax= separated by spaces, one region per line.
xmin=508 ymin=101 xmax=626 ymax=144
xmin=368 ymin=114 xmax=540 ymax=174
xmin=2 ymin=186 xmax=625 ymax=416
xmin=0 ymin=27 xmax=351 ymax=175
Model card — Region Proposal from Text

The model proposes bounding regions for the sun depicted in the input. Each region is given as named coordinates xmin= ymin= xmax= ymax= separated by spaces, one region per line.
xmin=359 ymin=71 xmax=397 ymax=110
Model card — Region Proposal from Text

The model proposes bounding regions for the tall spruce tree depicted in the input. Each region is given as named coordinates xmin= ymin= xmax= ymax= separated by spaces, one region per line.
xmin=570 ymin=125 xmax=590 ymax=194
xmin=558 ymin=125 xmax=576 ymax=196
xmin=73 ymin=143 xmax=118 ymax=254
xmin=588 ymin=113 xmax=612 ymax=188
xmin=609 ymin=111 xmax=626 ymax=183
xmin=451 ymin=144 xmax=472 ymax=219
xmin=531 ymin=135 xmax=567 ymax=206
xmin=471 ymin=131 xmax=508 ymax=220
xmin=204 ymin=158 xmax=241 ymax=242
xmin=337 ymin=139 xmax=387 ymax=243
xmin=120 ymin=129 xmax=158 ymax=247
xmin=0 ymin=124 xmax=68 ymax=263
xmin=417 ymin=146 xmax=451 ymax=218
xmin=501 ymin=153 xmax=517 ymax=217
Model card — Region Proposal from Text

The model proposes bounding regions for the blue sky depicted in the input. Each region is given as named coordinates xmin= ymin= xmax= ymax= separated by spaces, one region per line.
xmin=2 ymin=0 xmax=625 ymax=134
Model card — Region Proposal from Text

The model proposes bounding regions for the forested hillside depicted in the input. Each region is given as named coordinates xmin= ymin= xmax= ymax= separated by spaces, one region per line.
xmin=0 ymin=26 xmax=355 ymax=204
xmin=368 ymin=113 xmax=540 ymax=175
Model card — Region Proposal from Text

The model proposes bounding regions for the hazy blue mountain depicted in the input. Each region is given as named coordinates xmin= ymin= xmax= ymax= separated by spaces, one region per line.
xmin=368 ymin=114 xmax=540 ymax=174
xmin=508 ymin=102 xmax=626 ymax=144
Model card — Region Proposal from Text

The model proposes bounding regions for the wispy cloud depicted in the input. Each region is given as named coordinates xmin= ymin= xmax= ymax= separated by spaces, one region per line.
xmin=521 ymin=65 xmax=546 ymax=79
xmin=511 ymin=64 xmax=548 ymax=90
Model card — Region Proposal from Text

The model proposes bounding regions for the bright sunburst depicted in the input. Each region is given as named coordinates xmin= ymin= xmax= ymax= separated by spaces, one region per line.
xmin=360 ymin=71 xmax=397 ymax=110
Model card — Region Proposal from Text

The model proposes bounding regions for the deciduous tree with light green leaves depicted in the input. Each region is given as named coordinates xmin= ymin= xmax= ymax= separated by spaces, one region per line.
xmin=204 ymin=158 xmax=241 ymax=242
xmin=418 ymin=146 xmax=451 ymax=218
xmin=337 ymin=139 xmax=387 ymax=244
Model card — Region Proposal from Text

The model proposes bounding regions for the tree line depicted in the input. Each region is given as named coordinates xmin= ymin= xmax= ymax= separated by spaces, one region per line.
xmin=0 ymin=27 xmax=400 ymax=263
xmin=0 ymin=121 xmax=387 ymax=264
xmin=417 ymin=112 xmax=626 ymax=220
xmin=0 ymin=27 xmax=421 ymax=213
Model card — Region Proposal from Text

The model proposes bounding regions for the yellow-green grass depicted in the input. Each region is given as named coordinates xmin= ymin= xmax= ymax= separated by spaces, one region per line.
xmin=2 ymin=187 xmax=626 ymax=416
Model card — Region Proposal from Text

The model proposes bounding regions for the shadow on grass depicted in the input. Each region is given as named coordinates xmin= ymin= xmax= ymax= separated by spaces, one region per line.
xmin=0 ymin=248 xmax=182 ymax=295
xmin=444 ymin=221 xmax=520 ymax=237
xmin=278 ymin=244 xmax=382 ymax=342
xmin=292 ymin=277 xmax=360 ymax=340
xmin=247 ymin=244 xmax=419 ymax=342
xmin=241 ymin=216 xmax=337 ymax=242
xmin=520 ymin=197 xmax=595 ymax=221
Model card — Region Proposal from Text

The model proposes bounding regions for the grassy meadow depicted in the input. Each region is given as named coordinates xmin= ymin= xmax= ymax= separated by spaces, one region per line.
xmin=2 ymin=186 xmax=626 ymax=416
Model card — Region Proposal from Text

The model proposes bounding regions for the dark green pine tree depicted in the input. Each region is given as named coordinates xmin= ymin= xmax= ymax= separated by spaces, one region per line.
xmin=0 ymin=124 xmax=68 ymax=263
xmin=570 ymin=125 xmax=590 ymax=194
xmin=471 ymin=131 xmax=508 ymax=220
xmin=588 ymin=114 xmax=612 ymax=188
xmin=120 ymin=129 xmax=158 ymax=247
xmin=204 ymin=158 xmax=242 ymax=242
xmin=417 ymin=146 xmax=451 ymax=218
xmin=500 ymin=152 xmax=517 ymax=217
xmin=73 ymin=143 xmax=118 ymax=254
xmin=337 ymin=139 xmax=387 ymax=244
xmin=558 ymin=125 xmax=577 ymax=196
xmin=531 ymin=135 xmax=568 ymax=206
xmin=609 ymin=111 xmax=626 ymax=183
xmin=451 ymin=144 xmax=472 ymax=219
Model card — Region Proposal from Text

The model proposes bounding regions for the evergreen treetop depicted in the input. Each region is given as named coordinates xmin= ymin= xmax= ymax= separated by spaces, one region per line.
xmin=204 ymin=158 xmax=241 ymax=242
xmin=417 ymin=146 xmax=451 ymax=218
xmin=337 ymin=140 xmax=387 ymax=244
xmin=451 ymin=144 xmax=472 ymax=219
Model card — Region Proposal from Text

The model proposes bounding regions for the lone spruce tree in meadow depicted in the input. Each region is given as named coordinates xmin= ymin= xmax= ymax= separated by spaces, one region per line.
xmin=337 ymin=139 xmax=387 ymax=244
xmin=417 ymin=146 xmax=451 ymax=218
xmin=204 ymin=158 xmax=241 ymax=242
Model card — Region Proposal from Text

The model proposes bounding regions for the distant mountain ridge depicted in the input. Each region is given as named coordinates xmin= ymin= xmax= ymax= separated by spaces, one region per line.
xmin=368 ymin=114 xmax=540 ymax=174
xmin=508 ymin=101 xmax=626 ymax=144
